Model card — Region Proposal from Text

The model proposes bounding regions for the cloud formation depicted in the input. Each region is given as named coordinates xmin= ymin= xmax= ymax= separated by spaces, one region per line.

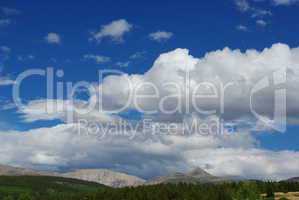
xmin=0 ymin=7 xmax=21 ymax=16
xmin=0 ymin=19 xmax=11 ymax=26
xmin=116 ymin=61 xmax=130 ymax=68
xmin=149 ymin=31 xmax=173 ymax=42
xmin=45 ymin=33 xmax=61 ymax=44
xmin=235 ymin=0 xmax=251 ymax=12
xmin=83 ymin=54 xmax=110 ymax=64
xmin=256 ymin=19 xmax=268 ymax=26
xmin=0 ymin=46 xmax=10 ymax=54
xmin=91 ymin=19 xmax=132 ymax=43
xmin=1 ymin=120 xmax=299 ymax=180
xmin=95 ymin=43 xmax=299 ymax=125
xmin=10 ymin=43 xmax=299 ymax=179
xmin=236 ymin=25 xmax=249 ymax=31
xmin=272 ymin=0 xmax=299 ymax=5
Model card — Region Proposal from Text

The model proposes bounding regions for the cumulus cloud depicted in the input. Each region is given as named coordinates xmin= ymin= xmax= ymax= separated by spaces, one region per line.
xmin=18 ymin=99 xmax=115 ymax=124
xmin=186 ymin=148 xmax=299 ymax=180
xmin=90 ymin=19 xmax=132 ymax=43
xmin=11 ymin=43 xmax=299 ymax=179
xmin=20 ymin=43 xmax=299 ymax=127
xmin=96 ymin=43 xmax=299 ymax=126
xmin=18 ymin=43 xmax=298 ymax=131
xmin=1 ymin=121 xmax=299 ymax=180
xmin=149 ymin=31 xmax=173 ymax=42
xmin=45 ymin=33 xmax=61 ymax=44
xmin=83 ymin=54 xmax=110 ymax=64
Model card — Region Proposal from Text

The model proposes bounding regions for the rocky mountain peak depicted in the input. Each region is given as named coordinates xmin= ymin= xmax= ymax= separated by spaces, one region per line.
xmin=187 ymin=167 xmax=213 ymax=178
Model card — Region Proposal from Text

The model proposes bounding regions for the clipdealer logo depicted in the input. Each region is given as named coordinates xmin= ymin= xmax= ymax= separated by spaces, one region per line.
xmin=250 ymin=68 xmax=287 ymax=133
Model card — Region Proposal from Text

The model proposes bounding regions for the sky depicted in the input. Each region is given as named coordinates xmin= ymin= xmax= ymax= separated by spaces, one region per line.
xmin=1 ymin=0 xmax=299 ymax=180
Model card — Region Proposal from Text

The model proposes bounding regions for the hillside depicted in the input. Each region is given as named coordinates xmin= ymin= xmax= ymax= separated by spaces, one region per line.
xmin=0 ymin=165 xmax=144 ymax=187
xmin=147 ymin=167 xmax=229 ymax=185
xmin=0 ymin=175 xmax=105 ymax=200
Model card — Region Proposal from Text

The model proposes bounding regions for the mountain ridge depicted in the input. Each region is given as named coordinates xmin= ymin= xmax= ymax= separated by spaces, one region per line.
xmin=146 ymin=167 xmax=229 ymax=185
xmin=0 ymin=164 xmax=144 ymax=187
xmin=1 ymin=164 xmax=298 ymax=187
xmin=62 ymin=169 xmax=145 ymax=188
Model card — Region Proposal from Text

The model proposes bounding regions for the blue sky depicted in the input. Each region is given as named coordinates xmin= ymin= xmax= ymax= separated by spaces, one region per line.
xmin=0 ymin=0 xmax=299 ymax=179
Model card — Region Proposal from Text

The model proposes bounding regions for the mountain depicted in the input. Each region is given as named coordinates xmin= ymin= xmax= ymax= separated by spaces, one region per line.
xmin=62 ymin=169 xmax=145 ymax=188
xmin=0 ymin=164 xmax=144 ymax=188
xmin=147 ymin=167 xmax=229 ymax=185
xmin=286 ymin=177 xmax=299 ymax=182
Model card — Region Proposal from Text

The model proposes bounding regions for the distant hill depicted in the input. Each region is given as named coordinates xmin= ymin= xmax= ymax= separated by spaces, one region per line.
xmin=62 ymin=169 xmax=145 ymax=188
xmin=147 ymin=167 xmax=231 ymax=185
xmin=0 ymin=164 xmax=273 ymax=188
xmin=0 ymin=164 xmax=144 ymax=187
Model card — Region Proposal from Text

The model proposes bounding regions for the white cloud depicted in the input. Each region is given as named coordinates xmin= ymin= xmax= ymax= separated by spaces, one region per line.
xmin=91 ymin=19 xmax=132 ymax=43
xmin=0 ymin=19 xmax=11 ymax=26
xmin=0 ymin=46 xmax=11 ymax=54
xmin=272 ymin=0 xmax=299 ymax=5
xmin=234 ymin=0 xmax=272 ymax=24
xmin=18 ymin=99 xmax=116 ymax=124
xmin=235 ymin=0 xmax=251 ymax=12
xmin=17 ymin=55 xmax=35 ymax=61
xmin=1 ymin=7 xmax=21 ymax=16
xmin=116 ymin=61 xmax=130 ymax=68
xmin=185 ymin=148 xmax=299 ymax=180
xmin=149 ymin=31 xmax=173 ymax=42
xmin=130 ymin=51 xmax=146 ymax=60
xmin=251 ymin=8 xmax=272 ymax=18
xmin=236 ymin=25 xmax=249 ymax=31
xmin=10 ymin=43 xmax=299 ymax=179
xmin=256 ymin=19 xmax=267 ymax=26
xmin=0 ymin=121 xmax=299 ymax=180
xmin=83 ymin=54 xmax=110 ymax=64
xmin=95 ymin=43 xmax=299 ymax=125
xmin=45 ymin=33 xmax=61 ymax=44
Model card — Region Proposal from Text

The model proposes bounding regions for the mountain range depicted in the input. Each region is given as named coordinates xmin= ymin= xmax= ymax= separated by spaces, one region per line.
xmin=0 ymin=164 xmax=144 ymax=188
xmin=62 ymin=169 xmax=145 ymax=188
xmin=146 ymin=167 xmax=232 ymax=185
xmin=0 ymin=164 xmax=298 ymax=187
